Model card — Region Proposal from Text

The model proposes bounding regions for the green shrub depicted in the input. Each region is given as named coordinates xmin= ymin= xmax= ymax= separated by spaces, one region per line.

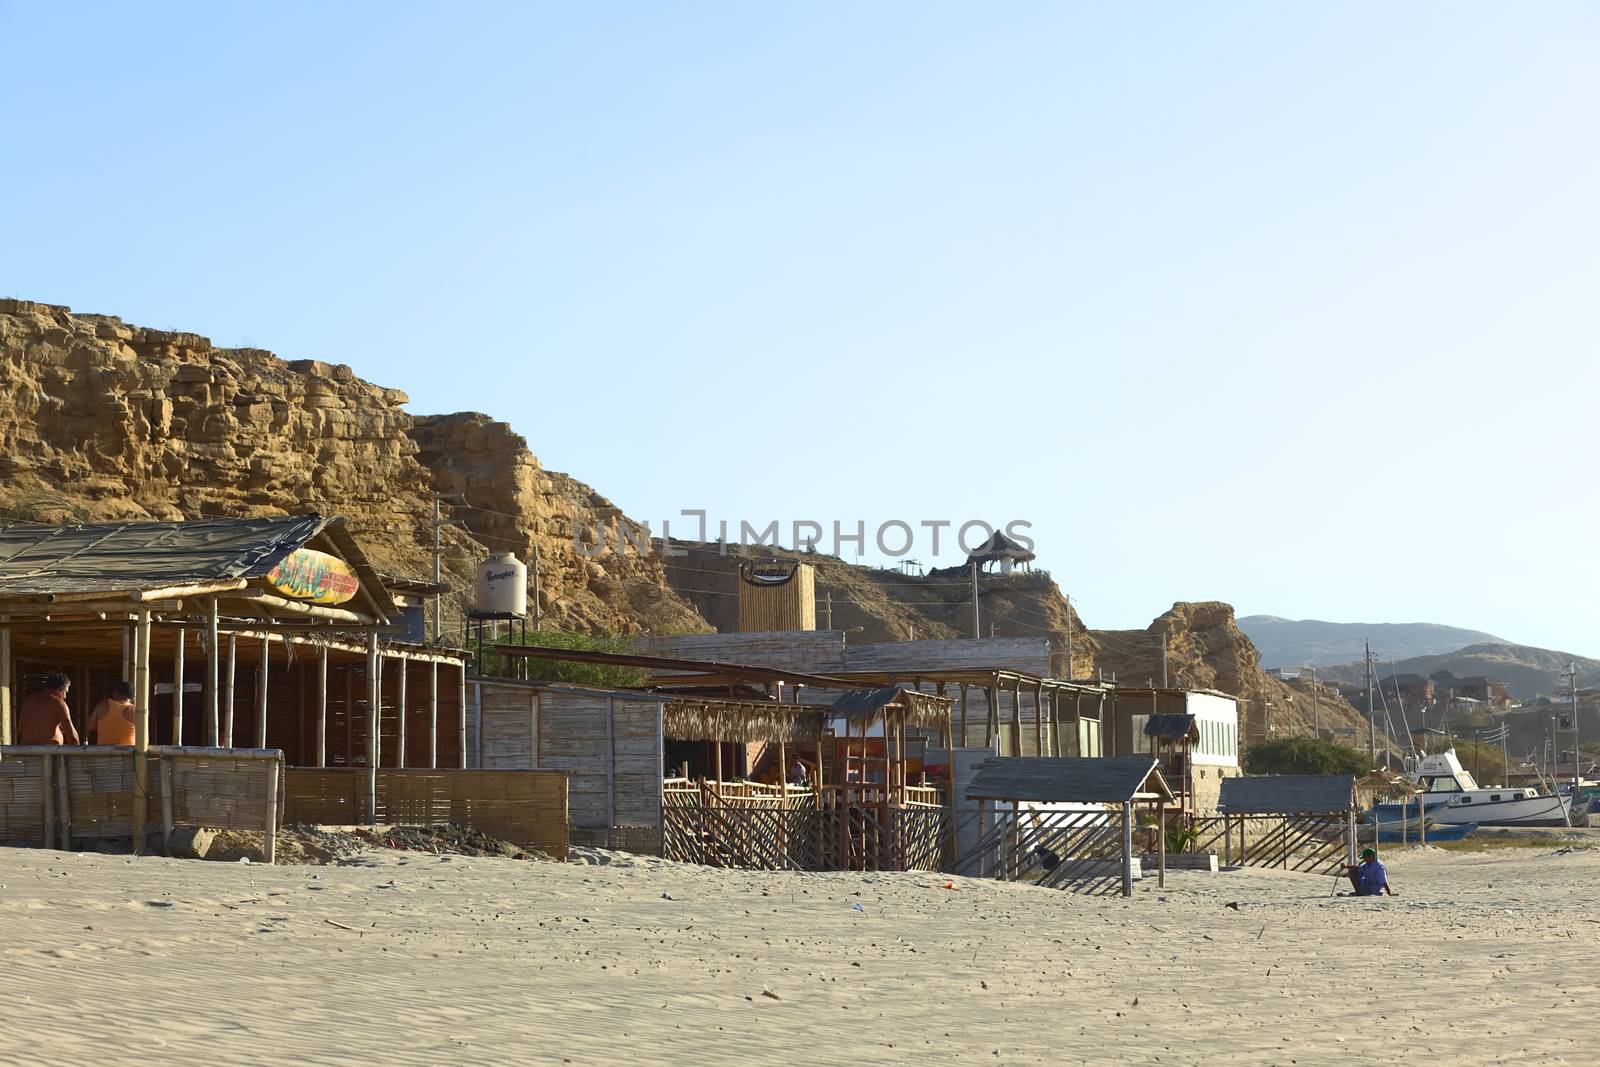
xmin=1242 ymin=736 xmax=1371 ymax=775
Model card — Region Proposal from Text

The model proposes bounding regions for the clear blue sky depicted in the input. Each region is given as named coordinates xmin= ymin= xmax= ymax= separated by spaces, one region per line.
xmin=3 ymin=3 xmax=1597 ymax=654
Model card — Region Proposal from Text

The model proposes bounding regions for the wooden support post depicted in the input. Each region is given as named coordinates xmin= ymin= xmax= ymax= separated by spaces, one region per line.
xmin=160 ymin=757 xmax=175 ymax=852
xmin=264 ymin=757 xmax=280 ymax=865
xmin=428 ymin=661 xmax=439 ymax=769
xmin=1120 ymin=800 xmax=1134 ymax=897
xmin=132 ymin=608 xmax=152 ymax=854
xmin=255 ymin=635 xmax=270 ymax=748
xmin=396 ymin=657 xmax=408 ymax=769
xmin=977 ymin=798 xmax=991 ymax=878
xmin=0 ymin=624 xmax=11 ymax=746
xmin=55 ymin=754 xmax=70 ymax=849
xmin=1034 ymin=683 xmax=1045 ymax=757
xmin=42 ymin=753 xmax=55 ymax=849
xmin=224 ymin=634 xmax=237 ymax=748
xmin=1224 ymin=814 xmax=1233 ymax=867
xmin=172 ymin=627 xmax=185 ymax=746
xmin=1010 ymin=680 xmax=1023 ymax=758
xmin=815 ymin=730 xmax=828 ymax=867
xmin=1346 ymin=808 xmax=1357 ymax=866
xmin=457 ymin=662 xmax=468 ymax=769
xmin=366 ymin=633 xmax=379 ymax=824
xmin=1157 ymin=800 xmax=1167 ymax=889
xmin=985 ymin=684 xmax=998 ymax=748
xmin=958 ymin=684 xmax=968 ymax=748
xmin=206 ymin=597 xmax=220 ymax=746
xmin=1418 ymin=793 xmax=1426 ymax=846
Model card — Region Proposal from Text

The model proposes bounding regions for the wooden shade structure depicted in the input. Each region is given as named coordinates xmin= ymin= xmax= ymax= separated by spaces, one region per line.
xmin=0 ymin=515 xmax=470 ymax=849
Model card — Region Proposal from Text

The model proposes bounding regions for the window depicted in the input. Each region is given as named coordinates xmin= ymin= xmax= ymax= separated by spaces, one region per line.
xmin=1490 ymin=794 xmax=1501 ymax=802
xmin=1458 ymin=796 xmax=1472 ymax=804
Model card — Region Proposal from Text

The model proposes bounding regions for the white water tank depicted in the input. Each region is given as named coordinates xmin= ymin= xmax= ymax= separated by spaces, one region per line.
xmin=475 ymin=552 xmax=528 ymax=616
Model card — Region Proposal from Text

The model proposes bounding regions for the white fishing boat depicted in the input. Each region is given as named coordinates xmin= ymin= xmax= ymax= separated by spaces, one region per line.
xmin=1367 ymin=749 xmax=1571 ymax=827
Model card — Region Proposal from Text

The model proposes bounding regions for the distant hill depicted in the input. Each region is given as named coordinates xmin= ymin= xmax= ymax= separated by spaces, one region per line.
xmin=1238 ymin=616 xmax=1506 ymax=668
xmin=1316 ymin=643 xmax=1600 ymax=702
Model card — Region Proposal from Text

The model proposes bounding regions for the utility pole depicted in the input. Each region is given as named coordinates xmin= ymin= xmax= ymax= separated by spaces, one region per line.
xmin=1568 ymin=662 xmax=1580 ymax=804
xmin=970 ymin=562 xmax=980 ymax=640
xmin=824 ymin=590 xmax=833 ymax=630
xmin=1364 ymin=642 xmax=1376 ymax=762
xmin=1065 ymin=594 xmax=1074 ymax=681
xmin=1311 ymin=665 xmax=1320 ymax=739
xmin=1160 ymin=633 xmax=1168 ymax=688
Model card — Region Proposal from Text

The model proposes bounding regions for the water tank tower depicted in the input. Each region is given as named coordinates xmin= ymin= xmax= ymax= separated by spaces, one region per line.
xmin=475 ymin=552 xmax=528 ymax=616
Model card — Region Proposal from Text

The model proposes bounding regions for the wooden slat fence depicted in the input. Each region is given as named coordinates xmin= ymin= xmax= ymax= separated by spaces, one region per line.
xmin=282 ymin=767 xmax=569 ymax=860
xmin=949 ymin=807 xmax=1129 ymax=895
xmin=1191 ymin=813 xmax=1349 ymax=875
xmin=661 ymin=781 xmax=952 ymax=872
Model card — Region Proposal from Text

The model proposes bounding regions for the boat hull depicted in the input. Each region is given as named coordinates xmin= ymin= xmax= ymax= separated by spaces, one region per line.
xmin=1368 ymin=793 xmax=1572 ymax=828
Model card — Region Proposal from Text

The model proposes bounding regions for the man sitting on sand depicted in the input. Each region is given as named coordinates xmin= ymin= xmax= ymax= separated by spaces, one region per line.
xmin=1345 ymin=847 xmax=1397 ymax=897
xmin=17 ymin=673 xmax=80 ymax=745
xmin=87 ymin=682 xmax=138 ymax=746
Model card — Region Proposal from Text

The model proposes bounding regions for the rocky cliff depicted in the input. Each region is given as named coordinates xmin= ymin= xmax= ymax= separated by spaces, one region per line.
xmin=0 ymin=299 xmax=705 ymax=636
xmin=3 ymin=298 xmax=1349 ymax=741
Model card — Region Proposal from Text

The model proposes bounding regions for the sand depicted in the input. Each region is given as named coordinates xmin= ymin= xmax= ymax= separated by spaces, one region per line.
xmin=3 ymin=842 xmax=1597 ymax=1065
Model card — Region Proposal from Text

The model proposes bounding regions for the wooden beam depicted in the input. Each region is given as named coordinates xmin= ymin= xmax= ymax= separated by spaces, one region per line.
xmin=132 ymin=609 xmax=152 ymax=855
xmin=316 ymin=645 xmax=328 ymax=767
xmin=366 ymin=632 xmax=379 ymax=824
xmin=255 ymin=635 xmax=270 ymax=748
xmin=206 ymin=598 xmax=219 ymax=746
xmin=224 ymin=634 xmax=237 ymax=748
xmin=237 ymin=593 xmax=373 ymax=625
xmin=0 ymin=623 xmax=11 ymax=746
xmin=133 ymin=579 xmax=249 ymax=602
xmin=457 ymin=662 xmax=468 ymax=769
xmin=394 ymin=657 xmax=407 ymax=769
xmin=172 ymin=628 xmax=185 ymax=745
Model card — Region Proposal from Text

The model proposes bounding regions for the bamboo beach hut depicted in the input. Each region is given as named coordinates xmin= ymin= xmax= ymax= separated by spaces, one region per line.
xmin=0 ymin=515 xmax=567 ymax=857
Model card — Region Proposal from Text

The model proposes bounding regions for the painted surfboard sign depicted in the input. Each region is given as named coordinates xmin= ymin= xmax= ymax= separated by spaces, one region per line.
xmin=266 ymin=548 xmax=360 ymax=605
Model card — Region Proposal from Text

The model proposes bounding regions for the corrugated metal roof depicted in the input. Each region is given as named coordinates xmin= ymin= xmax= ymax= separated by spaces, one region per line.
xmin=963 ymin=756 xmax=1171 ymax=804
xmin=1144 ymin=713 xmax=1197 ymax=741
xmin=1217 ymin=774 xmax=1357 ymax=814
xmin=0 ymin=515 xmax=396 ymax=618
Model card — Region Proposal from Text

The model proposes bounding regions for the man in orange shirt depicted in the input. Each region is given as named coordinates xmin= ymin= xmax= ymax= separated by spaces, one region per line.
xmin=17 ymin=673 xmax=80 ymax=745
xmin=87 ymin=682 xmax=138 ymax=746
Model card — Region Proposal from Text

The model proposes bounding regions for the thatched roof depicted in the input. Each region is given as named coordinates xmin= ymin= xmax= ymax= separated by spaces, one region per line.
xmin=965 ymin=528 xmax=1036 ymax=566
xmin=664 ymin=698 xmax=826 ymax=744
xmin=1357 ymin=769 xmax=1421 ymax=804
xmin=831 ymin=686 xmax=952 ymax=730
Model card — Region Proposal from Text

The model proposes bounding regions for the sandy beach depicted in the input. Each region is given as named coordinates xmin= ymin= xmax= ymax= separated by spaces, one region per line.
xmin=3 ymin=841 xmax=1598 ymax=1066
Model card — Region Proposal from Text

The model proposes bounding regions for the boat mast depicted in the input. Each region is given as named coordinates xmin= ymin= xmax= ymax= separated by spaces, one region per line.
xmin=1365 ymin=641 xmax=1376 ymax=763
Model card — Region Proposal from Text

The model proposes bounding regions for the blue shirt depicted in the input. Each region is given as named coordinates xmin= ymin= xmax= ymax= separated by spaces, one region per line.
xmin=1353 ymin=858 xmax=1387 ymax=896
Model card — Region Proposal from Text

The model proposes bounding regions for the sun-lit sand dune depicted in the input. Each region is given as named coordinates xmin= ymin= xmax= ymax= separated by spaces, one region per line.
xmin=3 ymin=844 xmax=1596 ymax=1065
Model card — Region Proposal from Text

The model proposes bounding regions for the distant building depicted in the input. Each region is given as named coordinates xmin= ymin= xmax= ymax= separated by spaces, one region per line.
xmin=1449 ymin=676 xmax=1511 ymax=710
xmin=1379 ymin=673 xmax=1435 ymax=708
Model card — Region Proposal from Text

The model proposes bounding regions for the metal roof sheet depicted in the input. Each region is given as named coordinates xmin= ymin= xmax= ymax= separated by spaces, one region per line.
xmin=1144 ymin=713 xmax=1197 ymax=741
xmin=1216 ymin=774 xmax=1357 ymax=814
xmin=963 ymin=756 xmax=1171 ymax=804
xmin=0 ymin=515 xmax=396 ymax=618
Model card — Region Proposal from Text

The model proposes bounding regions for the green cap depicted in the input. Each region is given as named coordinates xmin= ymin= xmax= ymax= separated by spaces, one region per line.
xmin=1360 ymin=847 xmax=1377 ymax=859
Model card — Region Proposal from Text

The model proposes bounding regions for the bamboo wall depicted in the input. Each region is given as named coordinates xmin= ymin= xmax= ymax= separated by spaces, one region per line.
xmin=736 ymin=563 xmax=816 ymax=632
xmin=281 ymin=767 xmax=568 ymax=858
xmin=0 ymin=747 xmax=278 ymax=846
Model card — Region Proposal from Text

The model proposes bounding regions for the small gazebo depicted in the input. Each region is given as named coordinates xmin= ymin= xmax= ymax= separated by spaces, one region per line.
xmin=965 ymin=528 xmax=1036 ymax=575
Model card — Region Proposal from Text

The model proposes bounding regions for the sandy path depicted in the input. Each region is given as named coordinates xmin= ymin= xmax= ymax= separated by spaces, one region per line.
xmin=2 ymin=844 xmax=1597 ymax=1065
